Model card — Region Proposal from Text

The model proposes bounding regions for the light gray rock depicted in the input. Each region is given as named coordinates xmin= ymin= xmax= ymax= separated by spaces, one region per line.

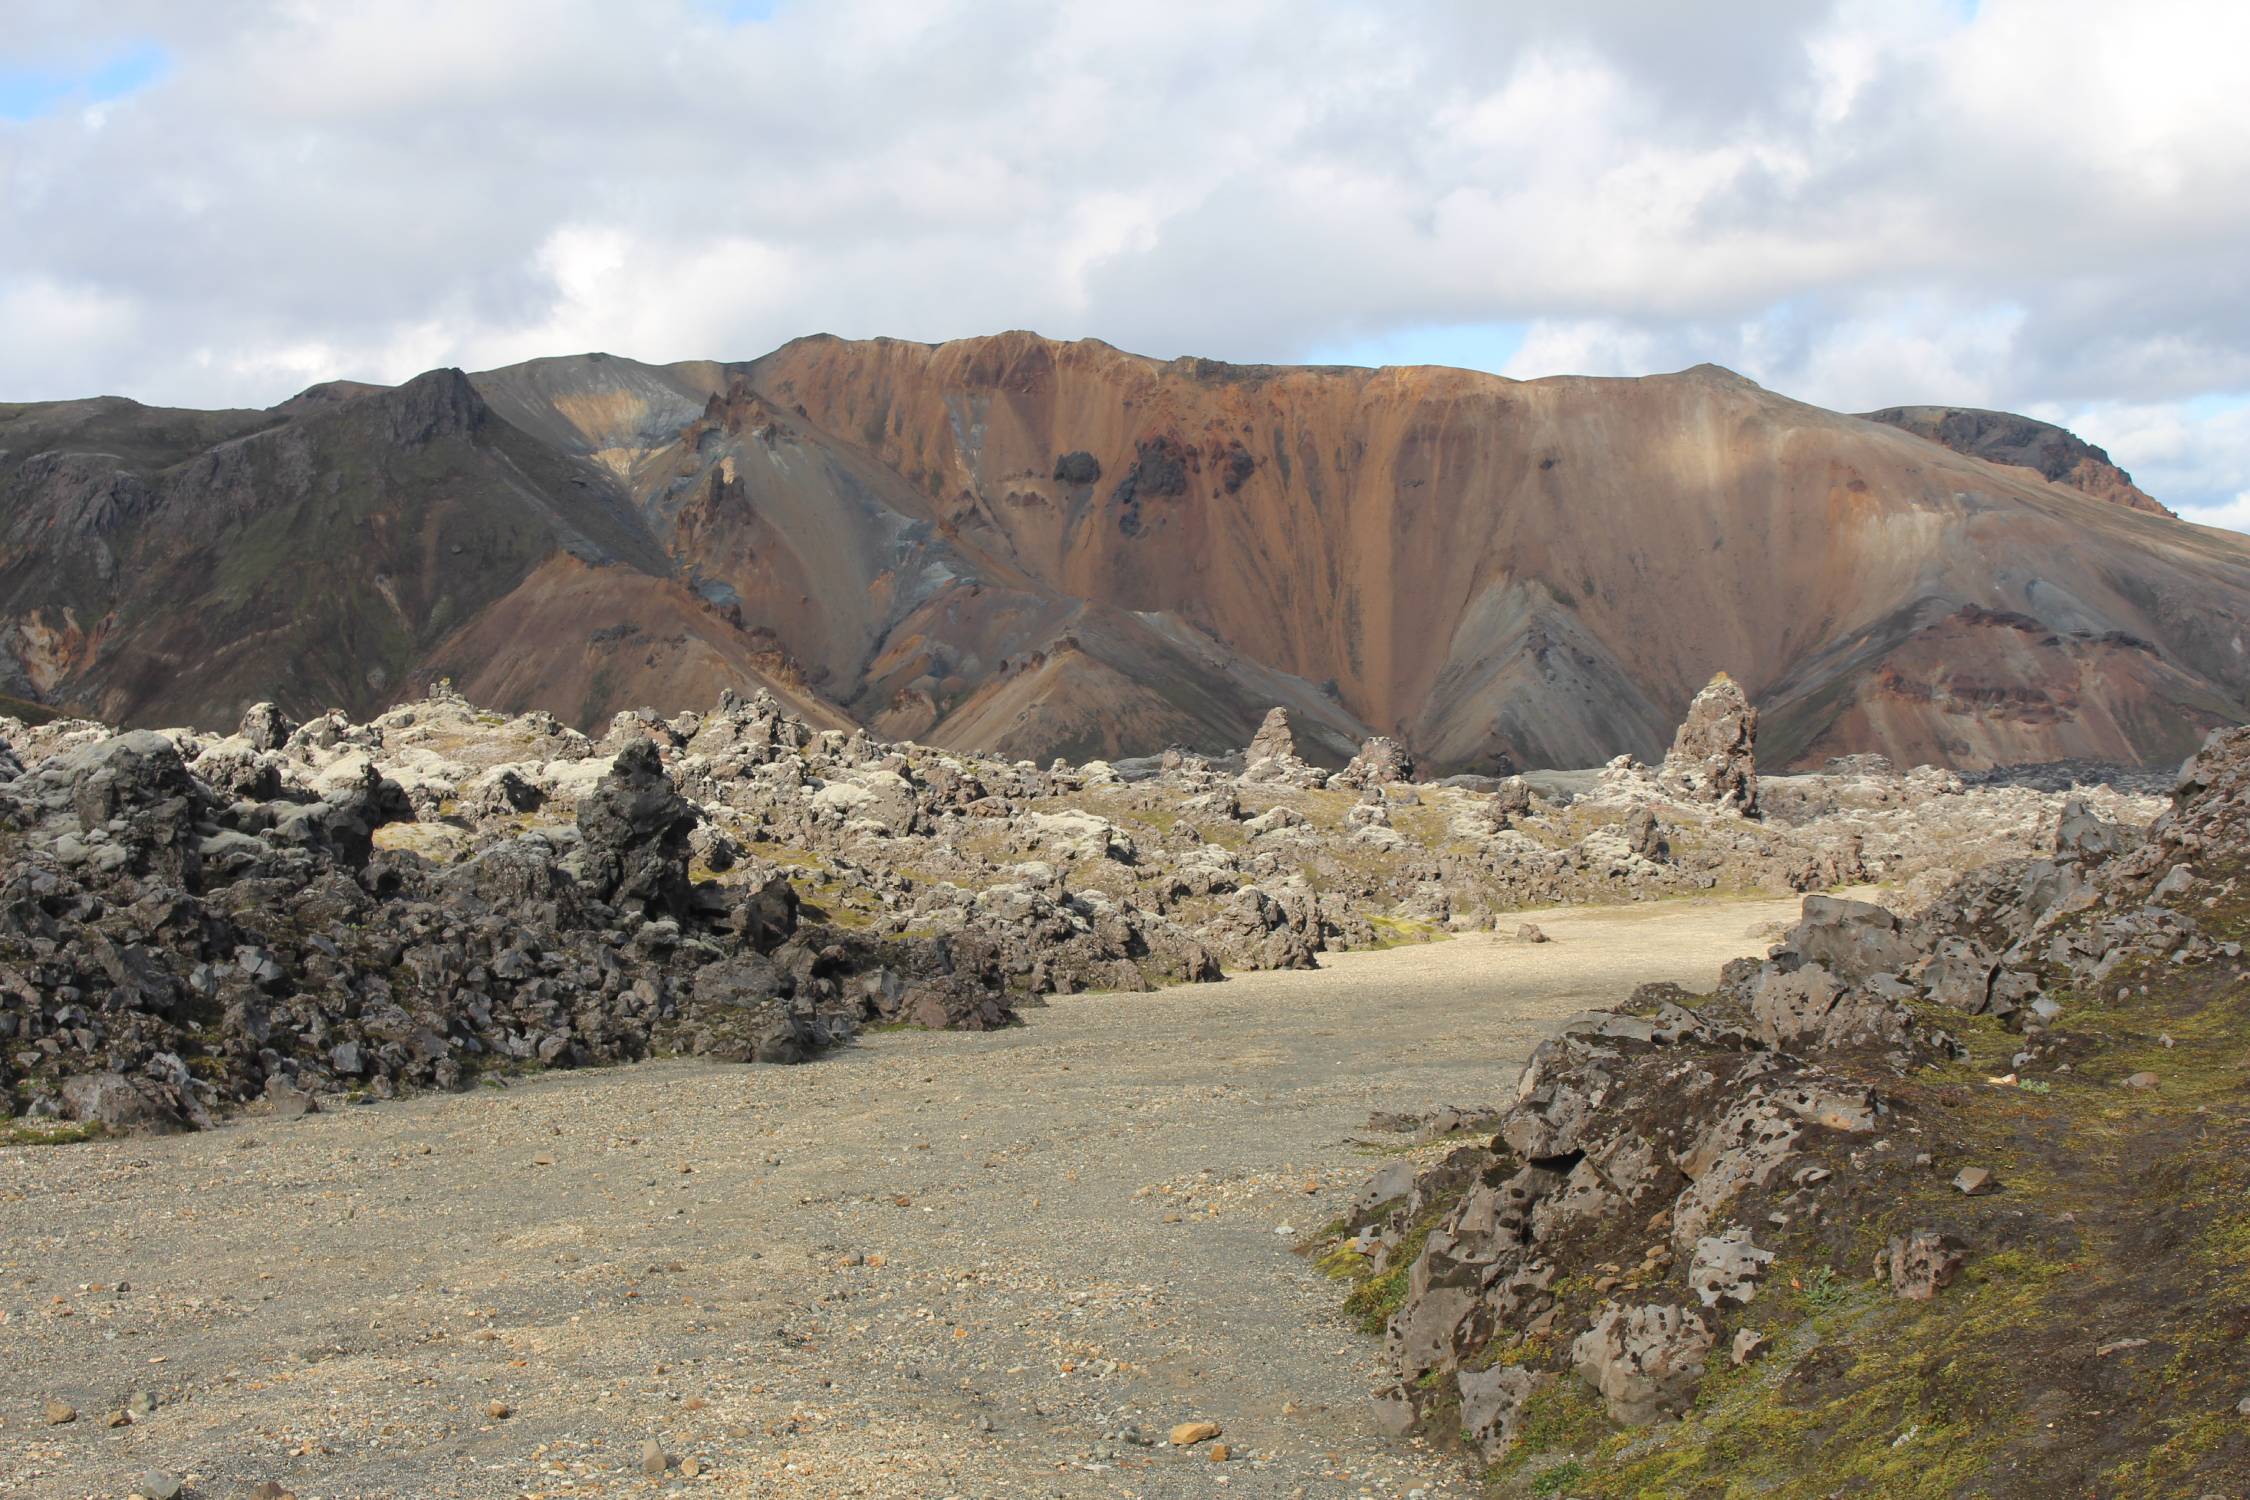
xmin=1689 ymin=1226 xmax=1775 ymax=1308
xmin=1571 ymin=1302 xmax=1714 ymax=1424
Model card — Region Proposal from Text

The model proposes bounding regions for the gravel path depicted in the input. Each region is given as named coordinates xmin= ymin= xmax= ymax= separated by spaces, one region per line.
xmin=0 ymin=894 xmax=1806 ymax=1500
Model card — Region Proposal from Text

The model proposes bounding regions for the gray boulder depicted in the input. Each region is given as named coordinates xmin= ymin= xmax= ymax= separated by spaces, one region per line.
xmin=1571 ymin=1302 xmax=1714 ymax=1424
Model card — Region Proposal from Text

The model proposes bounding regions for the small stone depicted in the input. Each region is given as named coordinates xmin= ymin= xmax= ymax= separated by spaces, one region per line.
xmin=43 ymin=1398 xmax=75 ymax=1425
xmin=1952 ymin=1167 xmax=1996 ymax=1196
xmin=681 ymin=1456 xmax=703 ymax=1477
xmin=641 ymin=1438 xmax=669 ymax=1476
xmin=487 ymin=1400 xmax=510 ymax=1420
xmin=243 ymin=1485 xmax=296 ymax=1500
xmin=1732 ymin=1328 xmax=1769 ymax=1365
xmin=1170 ymin=1420 xmax=1223 ymax=1446
xmin=2236 ymin=1395 xmax=2250 ymax=1416
xmin=1208 ymin=1442 xmax=1231 ymax=1462
xmin=137 ymin=1473 xmax=182 ymax=1500
xmin=2125 ymin=1071 xmax=2160 ymax=1090
xmin=1515 ymin=923 xmax=1550 ymax=943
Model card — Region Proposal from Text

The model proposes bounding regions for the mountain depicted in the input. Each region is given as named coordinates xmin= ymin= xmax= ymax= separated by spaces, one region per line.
xmin=1861 ymin=404 xmax=2172 ymax=517
xmin=3 ymin=333 xmax=2246 ymax=772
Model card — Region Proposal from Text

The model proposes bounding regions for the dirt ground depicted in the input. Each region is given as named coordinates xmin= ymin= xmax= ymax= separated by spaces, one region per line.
xmin=0 ymin=894 xmax=1809 ymax=1500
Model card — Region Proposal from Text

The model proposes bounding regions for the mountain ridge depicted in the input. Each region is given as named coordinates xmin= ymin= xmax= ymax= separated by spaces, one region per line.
xmin=3 ymin=333 xmax=2244 ymax=772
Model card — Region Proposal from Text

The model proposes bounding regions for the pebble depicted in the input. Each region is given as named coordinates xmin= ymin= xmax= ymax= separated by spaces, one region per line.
xmin=641 ymin=1437 xmax=670 ymax=1476
xmin=2125 ymin=1072 xmax=2161 ymax=1090
xmin=135 ymin=1473 xmax=182 ymax=1500
xmin=1170 ymin=1420 xmax=1223 ymax=1445
xmin=1952 ymin=1166 xmax=1996 ymax=1196
xmin=1209 ymin=1442 xmax=1232 ymax=1462
xmin=44 ymin=1398 xmax=76 ymax=1425
xmin=488 ymin=1399 xmax=511 ymax=1419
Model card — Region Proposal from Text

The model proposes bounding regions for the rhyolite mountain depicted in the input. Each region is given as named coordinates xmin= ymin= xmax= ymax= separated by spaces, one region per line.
xmin=4 ymin=332 xmax=2247 ymax=772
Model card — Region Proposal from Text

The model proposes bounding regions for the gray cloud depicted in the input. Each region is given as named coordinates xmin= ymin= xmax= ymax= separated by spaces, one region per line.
xmin=1 ymin=0 xmax=2245 ymax=516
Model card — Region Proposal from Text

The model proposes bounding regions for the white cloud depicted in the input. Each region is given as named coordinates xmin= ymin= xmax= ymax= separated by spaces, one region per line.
xmin=0 ymin=0 xmax=2243 ymax=512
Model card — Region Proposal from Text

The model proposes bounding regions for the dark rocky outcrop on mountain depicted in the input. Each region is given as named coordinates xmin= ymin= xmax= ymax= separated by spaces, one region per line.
xmin=5 ymin=335 xmax=2245 ymax=772
xmin=1863 ymin=404 xmax=2173 ymax=517
xmin=1321 ymin=726 xmax=2250 ymax=1494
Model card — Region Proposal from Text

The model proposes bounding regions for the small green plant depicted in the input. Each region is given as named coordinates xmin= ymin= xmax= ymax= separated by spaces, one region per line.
xmin=1531 ymin=1460 xmax=1589 ymax=1497
xmin=1800 ymin=1264 xmax=1851 ymax=1310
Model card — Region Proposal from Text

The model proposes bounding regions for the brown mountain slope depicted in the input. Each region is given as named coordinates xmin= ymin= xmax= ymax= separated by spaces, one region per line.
xmin=464 ymin=357 xmax=1376 ymax=762
xmin=2 ymin=333 xmax=2246 ymax=771
xmin=0 ymin=371 xmax=830 ymax=729
xmin=723 ymin=332 xmax=2250 ymax=769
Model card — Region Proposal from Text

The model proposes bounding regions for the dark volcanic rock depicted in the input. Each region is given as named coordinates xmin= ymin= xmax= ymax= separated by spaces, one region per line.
xmin=577 ymin=739 xmax=700 ymax=918
xmin=1862 ymin=404 xmax=2173 ymax=517
xmin=239 ymin=701 xmax=297 ymax=753
xmin=0 ymin=714 xmax=1015 ymax=1135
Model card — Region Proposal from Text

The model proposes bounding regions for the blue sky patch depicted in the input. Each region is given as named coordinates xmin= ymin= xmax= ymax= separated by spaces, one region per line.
xmin=1302 ymin=320 xmax=1529 ymax=375
xmin=694 ymin=0 xmax=782 ymax=24
xmin=0 ymin=42 xmax=169 ymax=122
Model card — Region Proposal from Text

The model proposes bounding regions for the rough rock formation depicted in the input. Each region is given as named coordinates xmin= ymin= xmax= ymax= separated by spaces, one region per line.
xmin=1247 ymin=706 xmax=1298 ymax=765
xmin=1660 ymin=672 xmax=1759 ymax=814
xmin=0 ymin=703 xmax=1013 ymax=1133
xmin=1321 ymin=722 xmax=2250 ymax=1493
xmin=577 ymin=738 xmax=701 ymax=918
xmin=5 ymin=335 xmax=2245 ymax=773
xmin=0 ymin=677 xmax=2164 ymax=1135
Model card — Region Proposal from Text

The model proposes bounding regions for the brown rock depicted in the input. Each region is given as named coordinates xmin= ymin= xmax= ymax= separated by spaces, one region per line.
xmin=1887 ymin=1229 xmax=1966 ymax=1301
xmin=1169 ymin=1420 xmax=1222 ymax=1446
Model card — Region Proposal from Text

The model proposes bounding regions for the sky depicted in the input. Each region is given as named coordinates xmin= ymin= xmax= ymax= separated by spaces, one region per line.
xmin=3 ymin=0 xmax=2248 ymax=527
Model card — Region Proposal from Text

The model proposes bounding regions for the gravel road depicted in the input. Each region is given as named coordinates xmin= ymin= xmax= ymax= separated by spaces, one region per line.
xmin=0 ymin=894 xmax=1807 ymax=1499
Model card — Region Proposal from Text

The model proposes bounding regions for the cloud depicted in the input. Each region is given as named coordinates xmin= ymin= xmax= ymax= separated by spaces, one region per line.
xmin=0 ymin=0 xmax=2243 ymax=513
